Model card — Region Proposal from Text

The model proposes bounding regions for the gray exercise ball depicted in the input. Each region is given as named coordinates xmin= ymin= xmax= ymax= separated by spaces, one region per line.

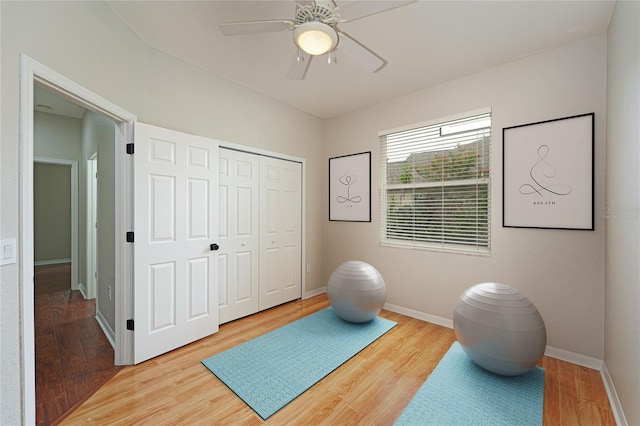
xmin=327 ymin=261 xmax=386 ymax=323
xmin=453 ymin=282 xmax=546 ymax=376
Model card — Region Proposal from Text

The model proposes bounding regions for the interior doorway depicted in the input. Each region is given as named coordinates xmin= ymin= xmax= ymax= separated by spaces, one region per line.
xmin=20 ymin=55 xmax=137 ymax=424
xmin=32 ymin=84 xmax=121 ymax=425
xmin=33 ymin=158 xmax=78 ymax=290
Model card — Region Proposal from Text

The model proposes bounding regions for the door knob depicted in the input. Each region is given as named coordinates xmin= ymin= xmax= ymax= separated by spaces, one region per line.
xmin=210 ymin=243 xmax=220 ymax=251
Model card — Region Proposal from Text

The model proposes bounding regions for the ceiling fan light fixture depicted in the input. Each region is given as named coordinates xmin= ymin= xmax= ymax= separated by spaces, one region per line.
xmin=293 ymin=21 xmax=338 ymax=56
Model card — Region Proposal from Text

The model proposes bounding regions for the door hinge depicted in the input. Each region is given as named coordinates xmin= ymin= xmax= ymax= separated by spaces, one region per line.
xmin=126 ymin=232 xmax=134 ymax=243
xmin=126 ymin=143 xmax=134 ymax=155
xmin=126 ymin=319 xmax=134 ymax=330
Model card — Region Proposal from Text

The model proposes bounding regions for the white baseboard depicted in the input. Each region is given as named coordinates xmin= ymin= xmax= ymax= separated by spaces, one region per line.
xmin=78 ymin=282 xmax=88 ymax=299
xmin=384 ymin=302 xmax=454 ymax=329
xmin=303 ymin=286 xmax=326 ymax=299
xmin=601 ymin=363 xmax=629 ymax=426
xmin=543 ymin=346 xmax=603 ymax=370
xmin=95 ymin=309 xmax=116 ymax=350
xmin=34 ymin=258 xmax=71 ymax=266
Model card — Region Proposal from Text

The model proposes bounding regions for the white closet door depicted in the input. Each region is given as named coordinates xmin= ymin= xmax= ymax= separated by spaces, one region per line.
xmin=218 ymin=149 xmax=260 ymax=324
xmin=133 ymin=122 xmax=219 ymax=364
xmin=259 ymin=156 xmax=302 ymax=310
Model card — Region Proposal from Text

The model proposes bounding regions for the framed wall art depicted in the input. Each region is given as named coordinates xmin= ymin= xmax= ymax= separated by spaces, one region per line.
xmin=503 ymin=113 xmax=594 ymax=230
xmin=329 ymin=151 xmax=371 ymax=222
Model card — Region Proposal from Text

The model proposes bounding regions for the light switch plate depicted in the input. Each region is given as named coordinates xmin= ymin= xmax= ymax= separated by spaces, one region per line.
xmin=0 ymin=239 xmax=17 ymax=265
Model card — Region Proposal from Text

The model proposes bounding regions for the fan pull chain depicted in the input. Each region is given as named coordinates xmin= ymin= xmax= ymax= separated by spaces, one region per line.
xmin=328 ymin=50 xmax=336 ymax=64
xmin=296 ymin=49 xmax=304 ymax=62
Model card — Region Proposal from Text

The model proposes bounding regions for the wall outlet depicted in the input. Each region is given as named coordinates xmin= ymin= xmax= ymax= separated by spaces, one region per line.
xmin=0 ymin=239 xmax=17 ymax=266
xmin=306 ymin=263 xmax=311 ymax=273
xmin=108 ymin=285 xmax=112 ymax=301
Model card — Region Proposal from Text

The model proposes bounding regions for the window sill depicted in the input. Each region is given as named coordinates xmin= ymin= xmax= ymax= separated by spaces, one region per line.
xmin=379 ymin=239 xmax=491 ymax=257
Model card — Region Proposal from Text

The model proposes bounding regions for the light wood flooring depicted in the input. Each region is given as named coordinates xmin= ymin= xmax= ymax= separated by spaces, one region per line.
xmin=61 ymin=294 xmax=615 ymax=425
xmin=34 ymin=264 xmax=122 ymax=425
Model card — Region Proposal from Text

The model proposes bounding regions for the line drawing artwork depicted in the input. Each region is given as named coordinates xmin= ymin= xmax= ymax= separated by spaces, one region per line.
xmin=329 ymin=151 xmax=370 ymax=222
xmin=519 ymin=144 xmax=572 ymax=197
xmin=336 ymin=173 xmax=362 ymax=204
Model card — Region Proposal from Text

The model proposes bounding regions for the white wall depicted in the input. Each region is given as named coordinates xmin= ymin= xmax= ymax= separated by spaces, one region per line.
xmin=33 ymin=163 xmax=72 ymax=263
xmin=34 ymin=111 xmax=82 ymax=161
xmin=323 ymin=35 xmax=607 ymax=360
xmin=605 ymin=1 xmax=640 ymax=424
xmin=0 ymin=2 xmax=324 ymax=423
xmin=33 ymin=111 xmax=83 ymax=264
xmin=82 ymin=111 xmax=117 ymax=331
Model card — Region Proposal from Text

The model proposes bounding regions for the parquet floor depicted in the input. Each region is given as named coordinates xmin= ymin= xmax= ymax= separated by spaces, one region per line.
xmin=34 ymin=264 xmax=122 ymax=426
xmin=61 ymin=294 xmax=615 ymax=425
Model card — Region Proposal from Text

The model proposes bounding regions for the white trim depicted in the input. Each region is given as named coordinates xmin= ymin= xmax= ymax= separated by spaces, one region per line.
xmin=34 ymin=258 xmax=72 ymax=267
xmin=117 ymin=121 xmax=135 ymax=366
xmin=220 ymin=140 xmax=304 ymax=164
xmin=303 ymin=286 xmax=326 ymax=299
xmin=95 ymin=309 xmax=116 ymax=350
xmin=601 ymin=362 xmax=629 ymax=426
xmin=78 ymin=282 xmax=88 ymax=300
xmin=33 ymin=157 xmax=79 ymax=290
xmin=384 ymin=302 xmax=454 ymax=329
xmin=543 ymin=346 xmax=603 ymax=371
xmin=20 ymin=54 xmax=38 ymax=426
xmin=378 ymin=106 xmax=492 ymax=137
xmin=20 ymin=54 xmax=137 ymax=424
xmin=300 ymin=158 xmax=306 ymax=301
xmin=86 ymin=151 xmax=98 ymax=300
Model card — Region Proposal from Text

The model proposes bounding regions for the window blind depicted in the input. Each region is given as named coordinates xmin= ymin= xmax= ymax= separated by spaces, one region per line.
xmin=379 ymin=111 xmax=491 ymax=254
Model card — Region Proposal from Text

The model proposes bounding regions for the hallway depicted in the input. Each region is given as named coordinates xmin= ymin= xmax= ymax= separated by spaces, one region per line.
xmin=34 ymin=264 xmax=121 ymax=425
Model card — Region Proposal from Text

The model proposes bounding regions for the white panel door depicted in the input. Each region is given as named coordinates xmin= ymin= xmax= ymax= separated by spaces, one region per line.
xmin=259 ymin=156 xmax=302 ymax=310
xmin=133 ymin=122 xmax=219 ymax=364
xmin=218 ymin=148 xmax=260 ymax=324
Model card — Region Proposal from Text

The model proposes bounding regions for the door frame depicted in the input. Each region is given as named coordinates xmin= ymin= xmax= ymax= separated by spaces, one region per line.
xmin=19 ymin=55 xmax=136 ymax=424
xmin=86 ymin=151 xmax=98 ymax=299
xmin=33 ymin=157 xmax=79 ymax=290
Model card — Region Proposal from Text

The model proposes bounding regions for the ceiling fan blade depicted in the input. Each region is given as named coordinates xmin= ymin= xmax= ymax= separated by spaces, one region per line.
xmin=336 ymin=0 xmax=416 ymax=22
xmin=287 ymin=50 xmax=312 ymax=80
xmin=219 ymin=20 xmax=295 ymax=36
xmin=336 ymin=32 xmax=385 ymax=73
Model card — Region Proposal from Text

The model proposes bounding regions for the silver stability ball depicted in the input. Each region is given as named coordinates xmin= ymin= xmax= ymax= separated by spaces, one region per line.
xmin=453 ymin=282 xmax=547 ymax=376
xmin=327 ymin=261 xmax=387 ymax=323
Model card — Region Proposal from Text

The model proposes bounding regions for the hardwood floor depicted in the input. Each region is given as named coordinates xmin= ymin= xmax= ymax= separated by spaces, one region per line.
xmin=34 ymin=264 xmax=122 ymax=426
xmin=61 ymin=294 xmax=615 ymax=425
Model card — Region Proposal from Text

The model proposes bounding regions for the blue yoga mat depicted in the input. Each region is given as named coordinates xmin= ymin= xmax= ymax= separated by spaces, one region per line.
xmin=202 ymin=308 xmax=397 ymax=420
xmin=395 ymin=342 xmax=545 ymax=425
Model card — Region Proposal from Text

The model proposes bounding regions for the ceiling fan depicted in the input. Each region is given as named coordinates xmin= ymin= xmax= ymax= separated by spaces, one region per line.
xmin=219 ymin=0 xmax=415 ymax=80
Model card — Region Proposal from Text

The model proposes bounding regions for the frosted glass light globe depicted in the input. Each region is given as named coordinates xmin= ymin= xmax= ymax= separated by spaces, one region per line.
xmin=293 ymin=21 xmax=338 ymax=55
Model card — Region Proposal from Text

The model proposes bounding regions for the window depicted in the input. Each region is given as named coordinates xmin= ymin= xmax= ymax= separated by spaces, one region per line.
xmin=379 ymin=110 xmax=491 ymax=254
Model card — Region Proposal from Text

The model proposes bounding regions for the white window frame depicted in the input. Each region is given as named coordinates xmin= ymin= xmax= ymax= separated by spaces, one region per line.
xmin=378 ymin=108 xmax=491 ymax=255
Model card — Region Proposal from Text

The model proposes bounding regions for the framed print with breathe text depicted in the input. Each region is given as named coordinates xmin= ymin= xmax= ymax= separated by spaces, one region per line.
xmin=502 ymin=113 xmax=594 ymax=230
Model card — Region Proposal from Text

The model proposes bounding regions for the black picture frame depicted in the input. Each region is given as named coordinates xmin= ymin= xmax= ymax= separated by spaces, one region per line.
xmin=329 ymin=151 xmax=371 ymax=222
xmin=502 ymin=113 xmax=594 ymax=230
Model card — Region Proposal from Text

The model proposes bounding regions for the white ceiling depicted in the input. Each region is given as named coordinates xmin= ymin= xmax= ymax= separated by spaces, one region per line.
xmin=34 ymin=85 xmax=87 ymax=119
xmin=105 ymin=1 xmax=614 ymax=119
